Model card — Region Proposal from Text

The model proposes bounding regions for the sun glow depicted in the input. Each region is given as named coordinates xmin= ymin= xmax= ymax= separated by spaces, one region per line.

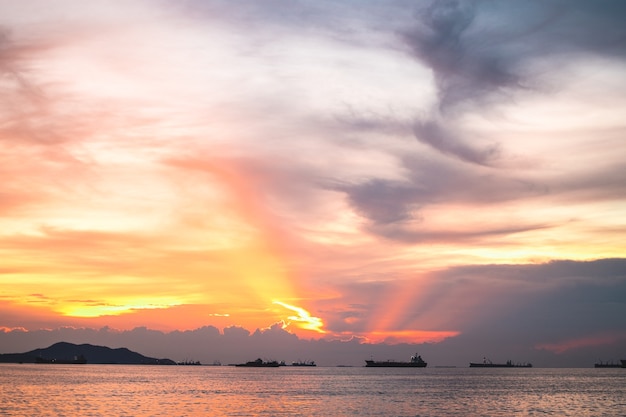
xmin=363 ymin=330 xmax=460 ymax=344
xmin=273 ymin=300 xmax=325 ymax=333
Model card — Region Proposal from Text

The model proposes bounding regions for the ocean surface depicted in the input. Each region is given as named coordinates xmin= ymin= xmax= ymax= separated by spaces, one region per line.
xmin=1 ymin=364 xmax=625 ymax=416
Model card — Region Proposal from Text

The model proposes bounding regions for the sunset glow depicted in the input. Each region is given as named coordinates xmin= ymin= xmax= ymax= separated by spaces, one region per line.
xmin=273 ymin=300 xmax=325 ymax=334
xmin=1 ymin=0 xmax=625 ymax=366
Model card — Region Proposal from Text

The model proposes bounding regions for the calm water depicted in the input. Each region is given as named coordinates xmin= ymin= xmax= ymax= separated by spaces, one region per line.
xmin=1 ymin=364 xmax=625 ymax=416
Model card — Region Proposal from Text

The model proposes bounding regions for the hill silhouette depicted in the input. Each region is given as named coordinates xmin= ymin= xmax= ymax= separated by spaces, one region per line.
xmin=0 ymin=342 xmax=176 ymax=364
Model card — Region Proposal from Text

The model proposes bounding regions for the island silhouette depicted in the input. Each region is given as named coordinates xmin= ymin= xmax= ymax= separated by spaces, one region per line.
xmin=0 ymin=342 xmax=176 ymax=365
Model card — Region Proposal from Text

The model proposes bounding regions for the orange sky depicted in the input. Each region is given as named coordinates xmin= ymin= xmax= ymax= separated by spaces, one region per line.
xmin=1 ymin=0 xmax=625 ymax=355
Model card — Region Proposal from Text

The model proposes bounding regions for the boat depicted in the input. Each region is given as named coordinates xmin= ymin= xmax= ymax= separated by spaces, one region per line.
xmin=292 ymin=360 xmax=316 ymax=366
xmin=604 ymin=359 xmax=626 ymax=368
xmin=235 ymin=358 xmax=281 ymax=367
xmin=470 ymin=358 xmax=532 ymax=368
xmin=365 ymin=353 xmax=427 ymax=367
xmin=177 ymin=360 xmax=202 ymax=366
xmin=594 ymin=360 xmax=622 ymax=368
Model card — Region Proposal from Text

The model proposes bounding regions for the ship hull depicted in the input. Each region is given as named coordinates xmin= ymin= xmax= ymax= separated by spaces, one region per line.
xmin=365 ymin=353 xmax=427 ymax=368
xmin=469 ymin=363 xmax=532 ymax=368
xmin=365 ymin=361 xmax=427 ymax=367
xmin=600 ymin=360 xmax=626 ymax=368
xmin=235 ymin=363 xmax=280 ymax=367
xmin=235 ymin=358 xmax=281 ymax=367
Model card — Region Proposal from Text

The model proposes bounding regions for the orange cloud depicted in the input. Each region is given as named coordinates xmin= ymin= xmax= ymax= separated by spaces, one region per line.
xmin=0 ymin=326 xmax=27 ymax=333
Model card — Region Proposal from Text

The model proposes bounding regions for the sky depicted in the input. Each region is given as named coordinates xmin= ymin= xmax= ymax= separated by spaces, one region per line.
xmin=1 ymin=0 xmax=625 ymax=367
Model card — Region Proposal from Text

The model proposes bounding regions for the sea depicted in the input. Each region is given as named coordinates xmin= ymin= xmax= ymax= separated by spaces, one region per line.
xmin=1 ymin=364 xmax=625 ymax=416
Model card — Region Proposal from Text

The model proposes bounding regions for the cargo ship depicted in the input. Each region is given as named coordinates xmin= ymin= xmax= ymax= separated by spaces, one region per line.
xmin=235 ymin=358 xmax=282 ymax=367
xmin=292 ymin=360 xmax=316 ymax=366
xmin=594 ymin=360 xmax=622 ymax=368
xmin=365 ymin=354 xmax=427 ymax=367
xmin=595 ymin=359 xmax=625 ymax=368
xmin=470 ymin=358 xmax=532 ymax=368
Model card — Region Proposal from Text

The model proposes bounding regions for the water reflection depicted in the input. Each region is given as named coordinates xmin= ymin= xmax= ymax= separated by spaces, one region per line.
xmin=0 ymin=365 xmax=624 ymax=416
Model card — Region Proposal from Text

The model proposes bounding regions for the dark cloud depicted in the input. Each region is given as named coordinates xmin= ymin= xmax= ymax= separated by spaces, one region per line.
xmin=343 ymin=179 xmax=417 ymax=225
xmin=427 ymin=259 xmax=626 ymax=348
xmin=401 ymin=0 xmax=626 ymax=163
xmin=403 ymin=0 xmax=626 ymax=112
xmin=368 ymin=222 xmax=548 ymax=245
xmin=413 ymin=120 xmax=500 ymax=166
xmin=338 ymin=154 xmax=549 ymax=242
xmin=403 ymin=0 xmax=522 ymax=112
xmin=313 ymin=258 xmax=626 ymax=365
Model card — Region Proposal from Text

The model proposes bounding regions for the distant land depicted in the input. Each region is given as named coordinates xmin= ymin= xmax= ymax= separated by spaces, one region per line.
xmin=0 ymin=342 xmax=176 ymax=365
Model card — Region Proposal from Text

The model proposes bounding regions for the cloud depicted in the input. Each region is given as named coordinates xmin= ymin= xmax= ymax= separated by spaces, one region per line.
xmin=403 ymin=0 xmax=626 ymax=112
xmin=338 ymin=154 xmax=551 ymax=243
xmin=1 ymin=1 xmax=625 ymax=368
xmin=329 ymin=0 xmax=626 ymax=244
xmin=536 ymin=333 xmax=626 ymax=354
xmin=311 ymin=259 xmax=626 ymax=353
xmin=1 ymin=258 xmax=625 ymax=366
xmin=413 ymin=119 xmax=500 ymax=166
xmin=0 ymin=27 xmax=76 ymax=146
xmin=430 ymin=259 xmax=626 ymax=354
xmin=400 ymin=0 xmax=626 ymax=164
xmin=403 ymin=0 xmax=521 ymax=112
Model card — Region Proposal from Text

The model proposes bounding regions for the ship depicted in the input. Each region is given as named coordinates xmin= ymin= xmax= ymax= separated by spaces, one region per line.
xmin=594 ymin=360 xmax=622 ymax=368
xmin=291 ymin=360 xmax=316 ymax=366
xmin=470 ymin=358 xmax=532 ymax=368
xmin=365 ymin=353 xmax=427 ymax=367
xmin=234 ymin=358 xmax=282 ymax=367
xmin=177 ymin=360 xmax=202 ymax=366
